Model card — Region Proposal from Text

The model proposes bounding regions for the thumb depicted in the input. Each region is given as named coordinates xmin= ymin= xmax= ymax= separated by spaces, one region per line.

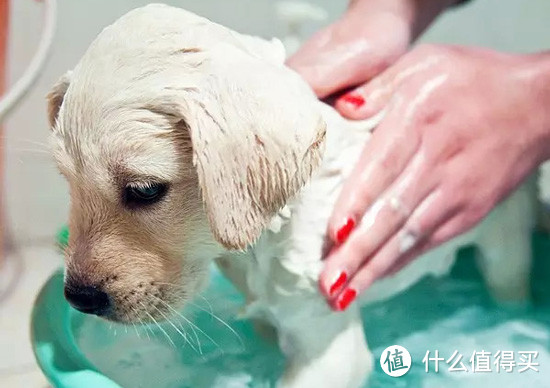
xmin=287 ymin=20 xmax=377 ymax=99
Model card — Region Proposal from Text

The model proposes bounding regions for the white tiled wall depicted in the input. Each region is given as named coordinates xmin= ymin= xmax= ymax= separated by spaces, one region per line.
xmin=4 ymin=0 xmax=550 ymax=245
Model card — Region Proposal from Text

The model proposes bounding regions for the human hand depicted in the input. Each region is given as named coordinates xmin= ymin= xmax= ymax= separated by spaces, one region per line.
xmin=320 ymin=45 xmax=550 ymax=311
xmin=287 ymin=0 xmax=455 ymax=98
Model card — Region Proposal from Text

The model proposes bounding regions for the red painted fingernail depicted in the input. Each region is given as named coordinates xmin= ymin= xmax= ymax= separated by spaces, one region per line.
xmin=335 ymin=218 xmax=355 ymax=244
xmin=339 ymin=94 xmax=365 ymax=108
xmin=328 ymin=271 xmax=347 ymax=296
xmin=335 ymin=288 xmax=357 ymax=311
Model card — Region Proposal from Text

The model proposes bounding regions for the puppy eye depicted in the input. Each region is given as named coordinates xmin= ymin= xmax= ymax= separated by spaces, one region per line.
xmin=123 ymin=182 xmax=168 ymax=208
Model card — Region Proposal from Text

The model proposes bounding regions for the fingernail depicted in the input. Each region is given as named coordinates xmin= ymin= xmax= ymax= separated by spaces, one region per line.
xmin=335 ymin=288 xmax=357 ymax=311
xmin=328 ymin=271 xmax=347 ymax=296
xmin=335 ymin=217 xmax=355 ymax=245
xmin=339 ymin=93 xmax=365 ymax=108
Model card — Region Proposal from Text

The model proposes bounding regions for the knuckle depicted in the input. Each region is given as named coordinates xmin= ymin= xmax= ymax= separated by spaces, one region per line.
xmin=364 ymin=258 xmax=386 ymax=280
xmin=453 ymin=210 xmax=484 ymax=235
xmin=347 ymin=232 xmax=375 ymax=261
xmin=414 ymin=106 xmax=445 ymax=127
xmin=410 ymin=44 xmax=454 ymax=70
xmin=411 ymin=211 xmax=435 ymax=234
xmin=431 ymin=232 xmax=452 ymax=248
xmin=468 ymin=204 xmax=491 ymax=225
xmin=445 ymin=174 xmax=472 ymax=199
xmin=379 ymin=135 xmax=416 ymax=170
xmin=423 ymin=137 xmax=465 ymax=165
xmin=379 ymin=148 xmax=399 ymax=170
xmin=347 ymin=188 xmax=372 ymax=218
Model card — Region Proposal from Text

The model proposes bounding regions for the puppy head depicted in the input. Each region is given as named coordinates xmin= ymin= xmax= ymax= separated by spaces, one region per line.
xmin=48 ymin=6 xmax=326 ymax=323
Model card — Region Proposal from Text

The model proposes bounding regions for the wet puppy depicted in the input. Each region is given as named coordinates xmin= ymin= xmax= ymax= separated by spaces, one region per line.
xmin=48 ymin=5 xmax=534 ymax=387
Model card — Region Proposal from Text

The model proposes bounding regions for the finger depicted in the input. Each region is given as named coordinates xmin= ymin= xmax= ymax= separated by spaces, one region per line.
xmin=327 ymin=100 xmax=419 ymax=246
xmin=330 ymin=216 xmax=446 ymax=312
xmin=326 ymin=189 xmax=459 ymax=308
xmin=384 ymin=191 xmax=461 ymax=276
xmin=329 ymin=231 xmax=405 ymax=311
xmin=384 ymin=210 xmax=470 ymax=277
xmin=320 ymin=152 xmax=435 ymax=298
xmin=286 ymin=23 xmax=375 ymax=98
xmin=335 ymin=51 xmax=443 ymax=120
xmin=383 ymin=238 xmax=434 ymax=279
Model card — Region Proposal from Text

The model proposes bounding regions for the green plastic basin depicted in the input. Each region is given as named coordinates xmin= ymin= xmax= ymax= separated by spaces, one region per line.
xmin=31 ymin=228 xmax=550 ymax=387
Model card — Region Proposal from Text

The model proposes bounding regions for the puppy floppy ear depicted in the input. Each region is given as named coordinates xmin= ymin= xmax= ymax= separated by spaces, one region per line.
xmin=46 ymin=71 xmax=72 ymax=128
xmin=157 ymin=44 xmax=326 ymax=250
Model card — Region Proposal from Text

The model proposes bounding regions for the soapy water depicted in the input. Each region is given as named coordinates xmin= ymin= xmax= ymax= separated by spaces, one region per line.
xmin=73 ymin=240 xmax=550 ymax=388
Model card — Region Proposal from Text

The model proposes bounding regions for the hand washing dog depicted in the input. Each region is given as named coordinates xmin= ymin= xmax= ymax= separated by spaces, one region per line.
xmin=48 ymin=4 xmax=535 ymax=387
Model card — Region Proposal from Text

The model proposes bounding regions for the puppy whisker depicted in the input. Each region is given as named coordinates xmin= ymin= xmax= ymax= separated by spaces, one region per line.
xmin=132 ymin=321 xmax=140 ymax=339
xmin=151 ymin=303 xmax=198 ymax=353
xmin=6 ymin=148 xmax=53 ymax=156
xmin=152 ymin=302 xmax=202 ymax=354
xmin=153 ymin=296 xmax=223 ymax=354
xmin=189 ymin=300 xmax=243 ymax=349
xmin=127 ymin=305 xmax=144 ymax=340
xmin=140 ymin=302 xmax=176 ymax=348
xmin=134 ymin=312 xmax=154 ymax=341
xmin=197 ymin=294 xmax=214 ymax=317
xmin=152 ymin=298 xmax=202 ymax=354
xmin=3 ymin=137 xmax=50 ymax=148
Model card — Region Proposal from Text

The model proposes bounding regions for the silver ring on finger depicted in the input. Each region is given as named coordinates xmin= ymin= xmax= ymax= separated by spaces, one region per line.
xmin=389 ymin=196 xmax=411 ymax=218
xmin=399 ymin=223 xmax=421 ymax=254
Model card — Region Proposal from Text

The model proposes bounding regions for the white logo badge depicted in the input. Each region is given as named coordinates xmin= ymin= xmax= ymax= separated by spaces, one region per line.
xmin=380 ymin=345 xmax=412 ymax=377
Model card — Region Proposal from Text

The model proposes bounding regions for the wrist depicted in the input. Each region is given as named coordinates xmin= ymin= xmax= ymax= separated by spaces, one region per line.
xmin=347 ymin=0 xmax=455 ymax=42
xmin=407 ymin=0 xmax=457 ymax=39
xmin=515 ymin=51 xmax=550 ymax=162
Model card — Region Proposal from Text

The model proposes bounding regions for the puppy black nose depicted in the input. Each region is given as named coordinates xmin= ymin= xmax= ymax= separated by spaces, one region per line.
xmin=64 ymin=284 xmax=111 ymax=316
